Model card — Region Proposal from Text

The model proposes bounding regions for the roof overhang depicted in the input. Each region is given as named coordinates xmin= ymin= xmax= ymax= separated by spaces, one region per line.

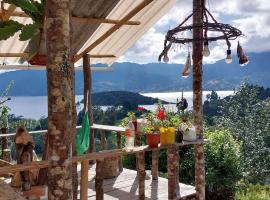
xmin=0 ymin=0 xmax=176 ymax=71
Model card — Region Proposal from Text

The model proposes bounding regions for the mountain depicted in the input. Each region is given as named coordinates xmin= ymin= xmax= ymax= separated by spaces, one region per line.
xmin=91 ymin=91 xmax=168 ymax=106
xmin=0 ymin=52 xmax=269 ymax=96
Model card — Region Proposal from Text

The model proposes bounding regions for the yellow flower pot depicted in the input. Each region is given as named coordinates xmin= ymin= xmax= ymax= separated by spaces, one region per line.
xmin=160 ymin=127 xmax=175 ymax=145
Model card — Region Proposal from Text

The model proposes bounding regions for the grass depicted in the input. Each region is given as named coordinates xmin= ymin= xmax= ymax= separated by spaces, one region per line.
xmin=236 ymin=184 xmax=270 ymax=200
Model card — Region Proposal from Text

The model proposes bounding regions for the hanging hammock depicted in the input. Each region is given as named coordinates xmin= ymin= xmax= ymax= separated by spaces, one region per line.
xmin=76 ymin=111 xmax=90 ymax=155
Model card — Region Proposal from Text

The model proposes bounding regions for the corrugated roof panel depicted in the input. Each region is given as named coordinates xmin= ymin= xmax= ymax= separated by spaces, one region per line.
xmin=0 ymin=0 xmax=177 ymax=69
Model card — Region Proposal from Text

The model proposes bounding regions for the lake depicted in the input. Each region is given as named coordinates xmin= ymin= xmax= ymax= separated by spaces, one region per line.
xmin=5 ymin=91 xmax=234 ymax=119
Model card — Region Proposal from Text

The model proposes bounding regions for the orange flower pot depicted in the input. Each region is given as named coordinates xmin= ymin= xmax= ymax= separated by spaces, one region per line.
xmin=146 ymin=132 xmax=160 ymax=148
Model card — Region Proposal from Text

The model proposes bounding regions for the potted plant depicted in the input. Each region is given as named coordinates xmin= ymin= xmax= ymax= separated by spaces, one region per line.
xmin=180 ymin=121 xmax=196 ymax=141
xmin=141 ymin=113 xmax=160 ymax=148
xmin=155 ymin=103 xmax=176 ymax=145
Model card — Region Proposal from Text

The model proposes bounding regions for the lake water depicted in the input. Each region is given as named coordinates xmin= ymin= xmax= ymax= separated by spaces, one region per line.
xmin=5 ymin=91 xmax=234 ymax=119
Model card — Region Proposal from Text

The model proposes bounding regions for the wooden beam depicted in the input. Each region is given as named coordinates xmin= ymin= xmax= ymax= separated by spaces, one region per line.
xmin=0 ymin=10 xmax=28 ymax=18
xmin=0 ymin=11 xmax=141 ymax=26
xmin=1 ymin=4 xmax=16 ymax=21
xmin=74 ymin=0 xmax=154 ymax=62
xmin=0 ymin=53 xmax=29 ymax=59
xmin=0 ymin=140 xmax=208 ymax=176
xmin=72 ymin=16 xmax=140 ymax=25
xmin=0 ymin=53 xmax=115 ymax=59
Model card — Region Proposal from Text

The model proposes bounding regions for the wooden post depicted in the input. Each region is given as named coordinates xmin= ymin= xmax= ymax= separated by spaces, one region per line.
xmin=100 ymin=130 xmax=107 ymax=150
xmin=1 ymin=128 xmax=8 ymax=157
xmin=46 ymin=0 xmax=74 ymax=199
xmin=151 ymin=149 xmax=159 ymax=180
xmin=192 ymin=0 xmax=205 ymax=199
xmin=83 ymin=54 xmax=95 ymax=157
xmin=117 ymin=132 xmax=123 ymax=172
xmin=137 ymin=152 xmax=145 ymax=200
xmin=167 ymin=145 xmax=179 ymax=200
xmin=95 ymin=159 xmax=104 ymax=200
xmin=80 ymin=160 xmax=89 ymax=200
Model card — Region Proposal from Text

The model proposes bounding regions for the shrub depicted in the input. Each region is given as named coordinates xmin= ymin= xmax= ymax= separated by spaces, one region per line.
xmin=205 ymin=129 xmax=242 ymax=200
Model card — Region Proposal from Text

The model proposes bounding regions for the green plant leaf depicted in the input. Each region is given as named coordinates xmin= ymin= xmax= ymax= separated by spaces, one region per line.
xmin=19 ymin=23 xmax=40 ymax=41
xmin=0 ymin=20 xmax=23 ymax=40
xmin=3 ymin=0 xmax=39 ymax=14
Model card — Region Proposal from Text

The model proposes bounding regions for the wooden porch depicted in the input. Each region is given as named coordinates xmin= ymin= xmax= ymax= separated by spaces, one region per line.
xmin=78 ymin=166 xmax=196 ymax=200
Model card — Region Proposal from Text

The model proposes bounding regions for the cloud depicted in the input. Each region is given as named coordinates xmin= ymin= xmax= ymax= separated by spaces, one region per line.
xmin=119 ymin=0 xmax=270 ymax=64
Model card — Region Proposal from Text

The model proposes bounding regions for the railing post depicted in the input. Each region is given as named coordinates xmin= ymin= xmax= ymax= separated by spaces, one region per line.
xmin=95 ymin=159 xmax=104 ymax=200
xmin=167 ymin=145 xmax=178 ymax=200
xmin=151 ymin=149 xmax=159 ymax=180
xmin=100 ymin=130 xmax=107 ymax=150
xmin=80 ymin=160 xmax=89 ymax=200
xmin=117 ymin=132 xmax=123 ymax=172
xmin=137 ymin=152 xmax=145 ymax=200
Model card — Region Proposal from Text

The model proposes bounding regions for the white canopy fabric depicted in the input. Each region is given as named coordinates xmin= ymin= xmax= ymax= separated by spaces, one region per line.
xmin=0 ymin=0 xmax=176 ymax=70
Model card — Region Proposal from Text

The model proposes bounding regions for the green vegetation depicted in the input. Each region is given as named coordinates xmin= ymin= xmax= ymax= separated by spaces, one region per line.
xmin=1 ymin=81 xmax=270 ymax=199
xmin=0 ymin=0 xmax=45 ymax=41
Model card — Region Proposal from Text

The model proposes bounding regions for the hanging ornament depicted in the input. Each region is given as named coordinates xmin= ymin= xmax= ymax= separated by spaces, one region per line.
xmin=225 ymin=49 xmax=232 ymax=64
xmin=182 ymin=51 xmax=191 ymax=78
xmin=237 ymin=41 xmax=249 ymax=66
xmin=202 ymin=41 xmax=210 ymax=57
xmin=163 ymin=52 xmax=169 ymax=63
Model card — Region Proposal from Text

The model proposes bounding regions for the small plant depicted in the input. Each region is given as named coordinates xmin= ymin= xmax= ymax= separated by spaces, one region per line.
xmin=127 ymin=112 xmax=136 ymax=121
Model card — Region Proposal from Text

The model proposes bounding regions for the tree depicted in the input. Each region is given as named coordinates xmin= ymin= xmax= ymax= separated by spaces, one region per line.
xmin=217 ymin=83 xmax=270 ymax=183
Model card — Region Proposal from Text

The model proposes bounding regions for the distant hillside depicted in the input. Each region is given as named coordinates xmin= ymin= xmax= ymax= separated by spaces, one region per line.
xmin=0 ymin=52 xmax=269 ymax=96
xmin=91 ymin=91 xmax=168 ymax=106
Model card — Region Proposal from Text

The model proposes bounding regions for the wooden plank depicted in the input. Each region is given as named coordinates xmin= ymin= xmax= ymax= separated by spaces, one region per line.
xmin=0 ymin=140 xmax=208 ymax=175
xmin=0 ymin=124 xmax=124 ymax=138
xmin=74 ymin=0 xmax=154 ymax=62
xmin=72 ymin=16 xmax=140 ymax=25
xmin=91 ymin=124 xmax=125 ymax=132
xmin=85 ymin=168 xmax=196 ymax=200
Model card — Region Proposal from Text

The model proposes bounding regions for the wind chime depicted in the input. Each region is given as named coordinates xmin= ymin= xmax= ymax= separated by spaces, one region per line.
xmin=158 ymin=1 xmax=249 ymax=78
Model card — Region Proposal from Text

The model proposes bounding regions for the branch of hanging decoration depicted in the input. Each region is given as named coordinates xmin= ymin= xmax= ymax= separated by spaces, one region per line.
xmin=158 ymin=1 xmax=249 ymax=78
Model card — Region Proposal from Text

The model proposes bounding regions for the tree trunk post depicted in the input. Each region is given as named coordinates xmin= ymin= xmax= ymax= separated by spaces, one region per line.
xmin=100 ymin=130 xmax=107 ymax=150
xmin=80 ymin=160 xmax=89 ymax=200
xmin=151 ymin=149 xmax=159 ymax=180
xmin=192 ymin=0 xmax=205 ymax=199
xmin=46 ymin=0 xmax=75 ymax=199
xmin=117 ymin=132 xmax=123 ymax=172
xmin=95 ymin=159 xmax=104 ymax=200
xmin=137 ymin=152 xmax=145 ymax=200
xmin=83 ymin=54 xmax=95 ymax=156
xmin=167 ymin=145 xmax=178 ymax=200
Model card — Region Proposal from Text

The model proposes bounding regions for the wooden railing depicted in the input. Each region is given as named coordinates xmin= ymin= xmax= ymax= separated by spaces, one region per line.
xmin=0 ymin=125 xmax=207 ymax=200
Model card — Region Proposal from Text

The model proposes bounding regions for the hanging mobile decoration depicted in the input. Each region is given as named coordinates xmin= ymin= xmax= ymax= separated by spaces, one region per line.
xmin=237 ymin=41 xmax=249 ymax=66
xmin=182 ymin=51 xmax=191 ymax=78
xmin=158 ymin=0 xmax=248 ymax=72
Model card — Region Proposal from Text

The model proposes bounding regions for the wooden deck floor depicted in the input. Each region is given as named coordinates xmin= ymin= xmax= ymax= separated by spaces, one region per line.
xmin=78 ymin=165 xmax=196 ymax=200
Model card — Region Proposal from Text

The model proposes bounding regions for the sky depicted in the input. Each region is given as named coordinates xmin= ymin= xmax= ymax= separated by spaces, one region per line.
xmin=118 ymin=0 xmax=270 ymax=64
